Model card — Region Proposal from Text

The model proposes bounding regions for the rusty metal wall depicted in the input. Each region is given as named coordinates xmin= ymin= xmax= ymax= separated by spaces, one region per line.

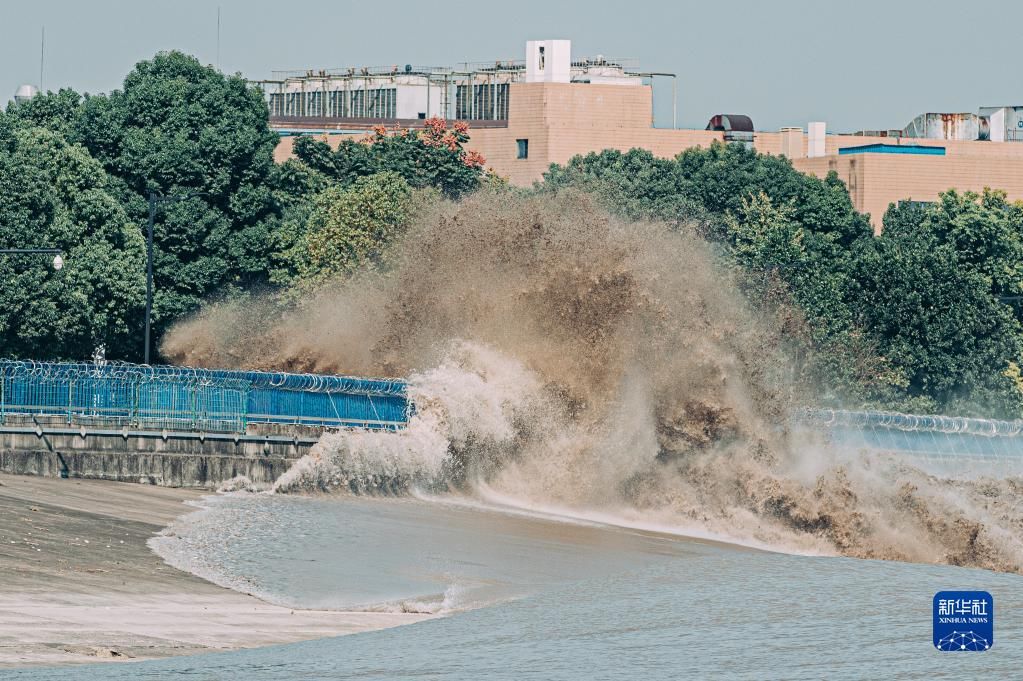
xmin=902 ymin=112 xmax=989 ymax=141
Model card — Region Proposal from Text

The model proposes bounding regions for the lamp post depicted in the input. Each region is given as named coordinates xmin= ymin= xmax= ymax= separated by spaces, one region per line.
xmin=144 ymin=191 xmax=202 ymax=365
xmin=0 ymin=248 xmax=63 ymax=270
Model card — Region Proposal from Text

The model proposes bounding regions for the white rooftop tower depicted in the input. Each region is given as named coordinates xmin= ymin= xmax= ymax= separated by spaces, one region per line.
xmin=525 ymin=40 xmax=571 ymax=83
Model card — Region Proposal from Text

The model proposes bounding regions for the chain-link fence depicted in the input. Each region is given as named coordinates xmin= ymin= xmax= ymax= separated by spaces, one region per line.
xmin=0 ymin=360 xmax=409 ymax=433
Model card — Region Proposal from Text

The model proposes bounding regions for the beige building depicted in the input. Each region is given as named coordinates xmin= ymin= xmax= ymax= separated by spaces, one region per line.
xmin=263 ymin=41 xmax=1023 ymax=232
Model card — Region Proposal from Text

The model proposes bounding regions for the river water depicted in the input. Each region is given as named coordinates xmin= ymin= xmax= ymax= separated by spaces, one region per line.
xmin=9 ymin=492 xmax=1023 ymax=680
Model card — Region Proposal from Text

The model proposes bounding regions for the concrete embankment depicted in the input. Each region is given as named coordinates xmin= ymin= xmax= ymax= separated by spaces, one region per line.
xmin=0 ymin=415 xmax=316 ymax=488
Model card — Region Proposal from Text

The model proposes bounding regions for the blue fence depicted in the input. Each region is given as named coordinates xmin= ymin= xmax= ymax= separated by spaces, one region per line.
xmin=0 ymin=360 xmax=409 ymax=433
xmin=8 ymin=362 xmax=1019 ymax=457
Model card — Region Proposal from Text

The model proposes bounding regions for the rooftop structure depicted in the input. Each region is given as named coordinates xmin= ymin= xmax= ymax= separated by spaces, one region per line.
xmin=263 ymin=39 xmax=1023 ymax=232
xmin=252 ymin=39 xmax=672 ymax=126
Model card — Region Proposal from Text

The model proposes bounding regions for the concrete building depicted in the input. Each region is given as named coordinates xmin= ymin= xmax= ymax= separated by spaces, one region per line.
xmin=261 ymin=40 xmax=1023 ymax=232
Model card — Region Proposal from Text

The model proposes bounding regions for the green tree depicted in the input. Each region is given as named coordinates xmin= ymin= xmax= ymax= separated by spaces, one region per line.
xmin=5 ymin=88 xmax=83 ymax=136
xmin=0 ymin=119 xmax=145 ymax=359
xmin=293 ymin=118 xmax=486 ymax=199
xmin=279 ymin=172 xmax=415 ymax=288
xmin=883 ymin=190 xmax=1023 ymax=299
xmin=540 ymin=148 xmax=703 ymax=225
xmin=853 ymin=227 xmax=1023 ymax=416
xmin=67 ymin=51 xmax=282 ymax=347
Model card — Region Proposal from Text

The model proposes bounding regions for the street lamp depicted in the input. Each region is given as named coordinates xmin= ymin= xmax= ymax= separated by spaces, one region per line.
xmin=144 ymin=191 xmax=203 ymax=365
xmin=0 ymin=248 xmax=64 ymax=270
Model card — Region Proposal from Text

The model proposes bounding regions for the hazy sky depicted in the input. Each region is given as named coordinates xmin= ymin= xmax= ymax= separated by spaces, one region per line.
xmin=2 ymin=0 xmax=1020 ymax=132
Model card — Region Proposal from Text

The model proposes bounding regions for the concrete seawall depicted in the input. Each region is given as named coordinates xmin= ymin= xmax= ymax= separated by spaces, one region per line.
xmin=0 ymin=415 xmax=319 ymax=488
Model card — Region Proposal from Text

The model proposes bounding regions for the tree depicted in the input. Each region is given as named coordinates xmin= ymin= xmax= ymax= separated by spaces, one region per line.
xmin=276 ymin=172 xmax=415 ymax=288
xmin=67 ymin=51 xmax=282 ymax=346
xmin=852 ymin=227 xmax=1023 ymax=416
xmin=5 ymin=88 xmax=83 ymax=136
xmin=883 ymin=190 xmax=1023 ymax=299
xmin=538 ymin=141 xmax=1023 ymax=416
xmin=293 ymin=118 xmax=487 ymax=199
xmin=540 ymin=148 xmax=703 ymax=225
xmin=0 ymin=119 xmax=145 ymax=359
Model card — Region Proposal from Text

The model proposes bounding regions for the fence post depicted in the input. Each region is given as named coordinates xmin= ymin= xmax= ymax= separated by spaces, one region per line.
xmin=190 ymin=383 xmax=198 ymax=430
xmin=67 ymin=379 xmax=73 ymax=425
xmin=240 ymin=385 xmax=249 ymax=433
xmin=131 ymin=375 xmax=139 ymax=427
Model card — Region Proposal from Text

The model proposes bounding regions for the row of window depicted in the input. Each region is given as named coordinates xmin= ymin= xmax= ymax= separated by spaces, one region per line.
xmin=455 ymin=84 xmax=510 ymax=121
xmin=269 ymin=84 xmax=514 ymax=121
xmin=269 ymin=88 xmax=398 ymax=118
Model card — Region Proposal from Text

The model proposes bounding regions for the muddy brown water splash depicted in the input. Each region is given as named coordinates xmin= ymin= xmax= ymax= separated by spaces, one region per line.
xmin=164 ymin=191 xmax=1023 ymax=574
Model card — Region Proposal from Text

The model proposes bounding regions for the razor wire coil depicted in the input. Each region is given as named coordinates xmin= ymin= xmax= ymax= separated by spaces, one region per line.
xmin=0 ymin=359 xmax=409 ymax=433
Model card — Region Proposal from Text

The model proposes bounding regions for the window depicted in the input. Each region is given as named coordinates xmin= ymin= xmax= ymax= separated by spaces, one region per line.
xmin=517 ymin=139 xmax=528 ymax=159
xmin=306 ymin=91 xmax=323 ymax=117
xmin=329 ymin=90 xmax=346 ymax=117
xmin=367 ymin=88 xmax=397 ymax=118
xmin=455 ymin=83 xmax=509 ymax=120
xmin=538 ymin=46 xmax=545 ymax=71
xmin=350 ymin=90 xmax=365 ymax=117
xmin=268 ymin=92 xmax=285 ymax=117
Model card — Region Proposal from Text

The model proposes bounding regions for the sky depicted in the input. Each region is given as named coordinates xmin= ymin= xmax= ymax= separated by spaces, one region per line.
xmin=1 ymin=0 xmax=1021 ymax=133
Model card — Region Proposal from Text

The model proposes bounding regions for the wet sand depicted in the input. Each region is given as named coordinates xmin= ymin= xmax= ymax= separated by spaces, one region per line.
xmin=0 ymin=474 xmax=431 ymax=668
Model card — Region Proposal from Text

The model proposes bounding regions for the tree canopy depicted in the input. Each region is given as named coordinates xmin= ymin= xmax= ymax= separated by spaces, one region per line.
xmin=293 ymin=118 xmax=487 ymax=199
xmin=0 ymin=119 xmax=145 ymax=359
xmin=6 ymin=47 xmax=1023 ymax=419
xmin=2 ymin=53 xmax=493 ymax=361
xmin=541 ymin=142 xmax=1023 ymax=417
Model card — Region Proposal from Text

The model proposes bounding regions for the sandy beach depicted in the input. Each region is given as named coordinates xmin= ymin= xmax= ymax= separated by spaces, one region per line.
xmin=0 ymin=473 xmax=431 ymax=668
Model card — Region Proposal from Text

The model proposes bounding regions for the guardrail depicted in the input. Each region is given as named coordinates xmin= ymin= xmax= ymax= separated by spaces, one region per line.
xmin=0 ymin=360 xmax=409 ymax=433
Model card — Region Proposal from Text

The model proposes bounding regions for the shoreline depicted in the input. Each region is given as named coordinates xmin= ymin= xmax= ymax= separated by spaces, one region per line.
xmin=0 ymin=473 xmax=433 ymax=668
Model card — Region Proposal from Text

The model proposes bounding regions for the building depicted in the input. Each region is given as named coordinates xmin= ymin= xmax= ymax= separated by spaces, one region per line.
xmin=260 ymin=40 xmax=1023 ymax=232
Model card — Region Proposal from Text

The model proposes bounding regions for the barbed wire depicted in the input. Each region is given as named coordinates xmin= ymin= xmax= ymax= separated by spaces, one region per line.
xmin=0 ymin=360 xmax=407 ymax=397
xmin=798 ymin=408 xmax=1023 ymax=437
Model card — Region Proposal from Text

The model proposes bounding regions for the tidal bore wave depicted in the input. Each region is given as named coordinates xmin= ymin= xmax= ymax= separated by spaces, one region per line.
xmin=165 ymin=191 xmax=1023 ymax=574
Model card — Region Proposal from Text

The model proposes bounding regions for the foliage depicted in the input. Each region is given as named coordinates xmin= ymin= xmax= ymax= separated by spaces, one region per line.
xmin=852 ymin=223 xmax=1023 ymax=416
xmin=541 ymin=148 xmax=703 ymax=225
xmin=882 ymin=190 xmax=1023 ymax=299
xmin=541 ymin=141 xmax=1023 ymax=417
xmin=293 ymin=118 xmax=487 ymax=199
xmin=275 ymin=172 xmax=416 ymax=288
xmin=5 ymin=88 xmax=83 ymax=136
xmin=63 ymin=51 xmax=282 ymax=342
xmin=0 ymin=121 xmax=145 ymax=359
xmin=2 ymin=52 xmax=493 ymax=362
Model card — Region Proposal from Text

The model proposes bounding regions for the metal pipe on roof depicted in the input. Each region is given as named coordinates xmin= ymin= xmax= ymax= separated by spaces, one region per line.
xmin=637 ymin=72 xmax=679 ymax=129
xmin=672 ymin=75 xmax=677 ymax=129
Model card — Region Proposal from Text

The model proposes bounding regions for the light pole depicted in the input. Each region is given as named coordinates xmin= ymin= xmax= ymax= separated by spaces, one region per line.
xmin=0 ymin=248 xmax=63 ymax=270
xmin=144 ymin=191 xmax=202 ymax=364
